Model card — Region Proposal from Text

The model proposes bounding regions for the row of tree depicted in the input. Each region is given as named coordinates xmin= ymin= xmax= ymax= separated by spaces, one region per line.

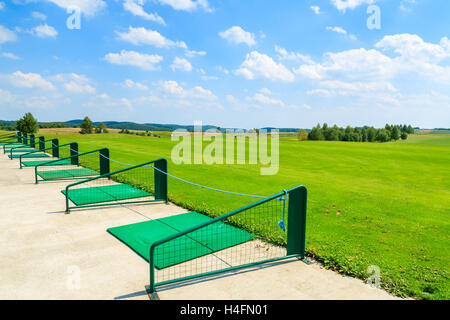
xmin=299 ymin=124 xmax=415 ymax=142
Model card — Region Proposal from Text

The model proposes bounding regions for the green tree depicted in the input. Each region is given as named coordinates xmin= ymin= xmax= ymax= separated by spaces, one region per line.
xmin=16 ymin=112 xmax=38 ymax=134
xmin=391 ymin=126 xmax=400 ymax=141
xmin=401 ymin=132 xmax=408 ymax=140
xmin=95 ymin=122 xmax=108 ymax=134
xmin=376 ymin=129 xmax=390 ymax=142
xmin=367 ymin=127 xmax=376 ymax=142
xmin=307 ymin=124 xmax=324 ymax=140
xmin=406 ymin=125 xmax=414 ymax=134
xmin=297 ymin=129 xmax=308 ymax=141
xmin=80 ymin=116 xmax=93 ymax=134
xmin=361 ymin=126 xmax=368 ymax=142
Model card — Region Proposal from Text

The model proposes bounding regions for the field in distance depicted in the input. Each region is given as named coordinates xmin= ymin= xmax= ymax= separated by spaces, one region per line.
xmin=11 ymin=129 xmax=450 ymax=300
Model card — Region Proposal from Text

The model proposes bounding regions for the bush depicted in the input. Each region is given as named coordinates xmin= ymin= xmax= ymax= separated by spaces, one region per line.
xmin=80 ymin=116 xmax=93 ymax=134
xmin=297 ymin=129 xmax=308 ymax=141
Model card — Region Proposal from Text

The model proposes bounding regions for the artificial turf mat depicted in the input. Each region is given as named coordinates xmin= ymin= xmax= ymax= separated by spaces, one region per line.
xmin=1 ymin=143 xmax=24 ymax=146
xmin=37 ymin=168 xmax=99 ymax=180
xmin=8 ymin=153 xmax=50 ymax=159
xmin=107 ymin=211 xmax=256 ymax=269
xmin=21 ymin=160 xmax=71 ymax=167
xmin=6 ymin=149 xmax=39 ymax=153
xmin=61 ymin=183 xmax=152 ymax=206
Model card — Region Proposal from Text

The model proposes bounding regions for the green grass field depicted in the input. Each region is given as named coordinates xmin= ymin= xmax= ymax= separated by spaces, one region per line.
xmin=10 ymin=130 xmax=450 ymax=299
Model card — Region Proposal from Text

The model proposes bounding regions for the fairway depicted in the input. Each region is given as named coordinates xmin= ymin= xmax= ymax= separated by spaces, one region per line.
xmin=33 ymin=132 xmax=450 ymax=299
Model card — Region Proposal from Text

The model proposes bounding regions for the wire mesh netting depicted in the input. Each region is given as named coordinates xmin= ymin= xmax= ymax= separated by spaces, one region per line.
xmin=35 ymin=149 xmax=101 ymax=183
xmin=152 ymin=194 xmax=289 ymax=288
xmin=64 ymin=160 xmax=161 ymax=210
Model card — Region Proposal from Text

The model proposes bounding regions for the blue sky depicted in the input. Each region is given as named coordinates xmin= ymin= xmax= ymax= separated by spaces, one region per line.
xmin=0 ymin=0 xmax=449 ymax=128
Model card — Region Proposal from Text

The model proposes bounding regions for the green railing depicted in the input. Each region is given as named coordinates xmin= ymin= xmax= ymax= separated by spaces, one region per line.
xmin=64 ymin=158 xmax=168 ymax=213
xmin=3 ymin=135 xmax=47 ymax=153
xmin=147 ymin=185 xmax=307 ymax=297
xmin=34 ymin=148 xmax=109 ymax=184
xmin=17 ymin=140 xmax=73 ymax=167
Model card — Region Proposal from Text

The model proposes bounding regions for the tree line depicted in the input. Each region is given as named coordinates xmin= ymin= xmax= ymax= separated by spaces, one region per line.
xmin=298 ymin=124 xmax=415 ymax=142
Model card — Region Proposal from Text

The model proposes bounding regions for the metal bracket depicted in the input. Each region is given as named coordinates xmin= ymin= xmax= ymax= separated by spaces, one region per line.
xmin=145 ymin=286 xmax=160 ymax=300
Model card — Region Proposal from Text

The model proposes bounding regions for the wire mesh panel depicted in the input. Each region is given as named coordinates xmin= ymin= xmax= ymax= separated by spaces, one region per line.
xmin=0 ymin=132 xmax=18 ymax=145
xmin=18 ymin=140 xmax=72 ymax=167
xmin=34 ymin=148 xmax=103 ymax=183
xmin=148 ymin=185 xmax=307 ymax=294
xmin=63 ymin=158 xmax=168 ymax=212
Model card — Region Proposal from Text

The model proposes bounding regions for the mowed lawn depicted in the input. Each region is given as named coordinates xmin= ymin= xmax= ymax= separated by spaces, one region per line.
xmin=18 ymin=131 xmax=450 ymax=299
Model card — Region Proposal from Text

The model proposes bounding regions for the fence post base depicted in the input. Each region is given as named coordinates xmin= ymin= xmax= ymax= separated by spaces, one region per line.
xmin=145 ymin=286 xmax=160 ymax=300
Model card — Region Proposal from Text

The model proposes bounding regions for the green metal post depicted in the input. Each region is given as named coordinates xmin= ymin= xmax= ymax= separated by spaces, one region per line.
xmin=154 ymin=158 xmax=168 ymax=203
xmin=70 ymin=143 xmax=79 ymax=165
xmin=23 ymin=133 xmax=28 ymax=145
xmin=29 ymin=135 xmax=35 ymax=149
xmin=286 ymin=186 xmax=307 ymax=258
xmin=17 ymin=132 xmax=22 ymax=143
xmin=99 ymin=148 xmax=110 ymax=175
xmin=52 ymin=139 xmax=59 ymax=158
xmin=39 ymin=137 xmax=45 ymax=151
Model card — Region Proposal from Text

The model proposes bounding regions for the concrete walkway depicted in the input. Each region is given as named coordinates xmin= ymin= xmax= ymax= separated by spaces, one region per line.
xmin=0 ymin=153 xmax=398 ymax=300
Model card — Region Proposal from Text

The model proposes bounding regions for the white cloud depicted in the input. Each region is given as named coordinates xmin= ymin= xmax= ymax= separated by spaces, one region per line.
xmin=0 ymin=89 xmax=13 ymax=103
xmin=219 ymin=26 xmax=256 ymax=46
xmin=259 ymin=88 xmax=271 ymax=95
xmin=122 ymin=79 xmax=149 ymax=90
xmin=123 ymin=0 xmax=165 ymax=25
xmin=46 ymin=0 xmax=107 ymax=17
xmin=158 ymin=80 xmax=217 ymax=100
xmin=185 ymin=49 xmax=207 ymax=58
xmin=235 ymin=51 xmax=295 ymax=82
xmin=0 ymin=2 xmax=5 ymax=10
xmin=32 ymin=24 xmax=58 ymax=38
xmin=8 ymin=71 xmax=56 ymax=90
xmin=310 ymin=6 xmax=321 ymax=14
xmin=331 ymin=0 xmax=376 ymax=12
xmin=32 ymin=11 xmax=47 ymax=20
xmin=247 ymin=93 xmax=284 ymax=106
xmin=64 ymin=82 xmax=96 ymax=93
xmin=216 ymin=66 xmax=229 ymax=74
xmin=306 ymin=89 xmax=333 ymax=97
xmin=116 ymin=26 xmax=187 ymax=48
xmin=201 ymin=75 xmax=219 ymax=81
xmin=326 ymin=26 xmax=347 ymax=35
xmin=156 ymin=0 xmax=211 ymax=12
xmin=0 ymin=25 xmax=17 ymax=44
xmin=294 ymin=48 xmax=393 ymax=81
xmin=170 ymin=57 xmax=192 ymax=72
xmin=326 ymin=26 xmax=357 ymax=40
xmin=296 ymin=33 xmax=450 ymax=107
xmin=274 ymin=45 xmax=314 ymax=64
xmin=104 ymin=50 xmax=163 ymax=70
xmin=376 ymin=33 xmax=450 ymax=63
xmin=1 ymin=52 xmax=20 ymax=60
xmin=51 ymin=73 xmax=96 ymax=94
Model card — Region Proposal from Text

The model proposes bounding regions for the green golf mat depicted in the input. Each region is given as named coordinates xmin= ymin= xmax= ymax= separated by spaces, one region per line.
xmin=22 ymin=160 xmax=71 ymax=167
xmin=6 ymin=149 xmax=38 ymax=153
xmin=107 ymin=211 xmax=256 ymax=269
xmin=8 ymin=153 xmax=50 ymax=159
xmin=38 ymin=168 xmax=99 ymax=180
xmin=1 ymin=143 xmax=23 ymax=146
xmin=62 ymin=183 xmax=152 ymax=206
